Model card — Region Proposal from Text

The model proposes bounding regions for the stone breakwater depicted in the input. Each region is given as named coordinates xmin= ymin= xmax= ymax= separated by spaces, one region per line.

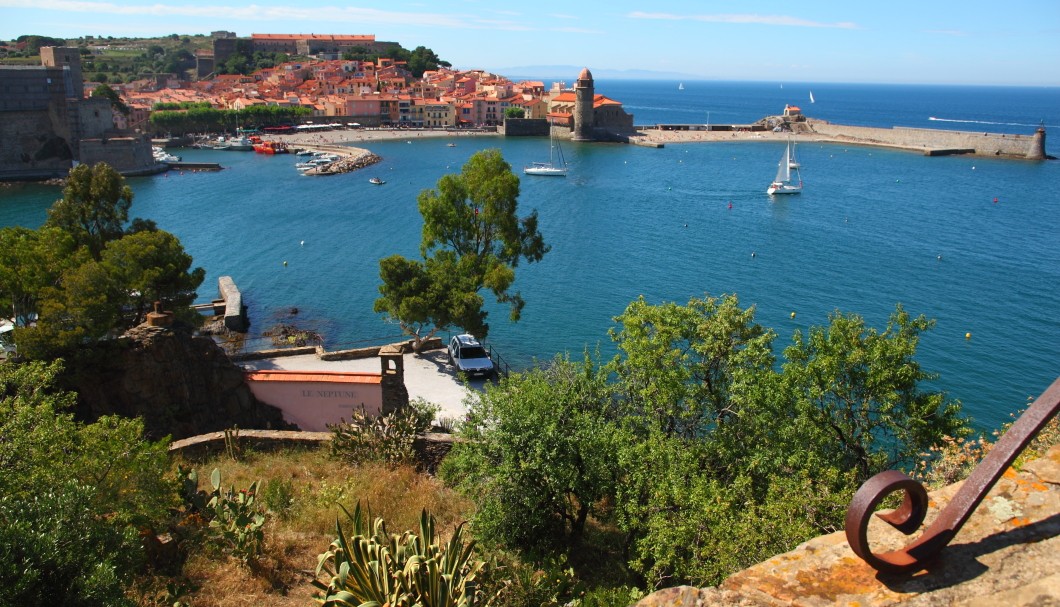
xmin=629 ymin=119 xmax=1050 ymax=160
xmin=299 ymin=145 xmax=382 ymax=177
xmin=803 ymin=119 xmax=1049 ymax=159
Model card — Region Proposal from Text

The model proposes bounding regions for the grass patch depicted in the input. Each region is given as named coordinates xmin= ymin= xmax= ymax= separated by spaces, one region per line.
xmin=156 ymin=445 xmax=474 ymax=607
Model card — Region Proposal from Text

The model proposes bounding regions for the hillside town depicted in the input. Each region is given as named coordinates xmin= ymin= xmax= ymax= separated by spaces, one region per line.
xmin=0 ymin=32 xmax=640 ymax=180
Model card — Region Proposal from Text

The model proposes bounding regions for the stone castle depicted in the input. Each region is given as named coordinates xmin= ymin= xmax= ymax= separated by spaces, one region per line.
xmin=0 ymin=47 xmax=157 ymax=181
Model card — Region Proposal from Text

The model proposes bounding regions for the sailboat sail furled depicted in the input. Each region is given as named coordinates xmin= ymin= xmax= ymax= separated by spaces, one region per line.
xmin=524 ymin=122 xmax=568 ymax=176
xmin=767 ymin=140 xmax=802 ymax=195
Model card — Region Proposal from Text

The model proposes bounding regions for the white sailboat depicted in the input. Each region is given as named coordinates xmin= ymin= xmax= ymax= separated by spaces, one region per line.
xmin=767 ymin=140 xmax=802 ymax=195
xmin=524 ymin=125 xmax=567 ymax=177
xmin=678 ymin=82 xmax=684 ymax=91
xmin=810 ymin=90 xmax=815 ymax=104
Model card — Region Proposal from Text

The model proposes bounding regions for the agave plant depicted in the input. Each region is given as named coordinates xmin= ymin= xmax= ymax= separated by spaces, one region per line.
xmin=313 ymin=502 xmax=485 ymax=607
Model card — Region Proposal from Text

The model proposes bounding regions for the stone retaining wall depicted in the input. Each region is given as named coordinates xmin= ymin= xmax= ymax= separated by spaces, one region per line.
xmin=168 ymin=428 xmax=457 ymax=472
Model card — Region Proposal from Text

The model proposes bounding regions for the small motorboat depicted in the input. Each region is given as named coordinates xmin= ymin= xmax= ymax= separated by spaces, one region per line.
xmin=369 ymin=177 xmax=385 ymax=185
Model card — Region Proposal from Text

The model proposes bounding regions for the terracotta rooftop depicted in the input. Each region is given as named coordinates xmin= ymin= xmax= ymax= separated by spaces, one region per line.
xmin=245 ymin=370 xmax=381 ymax=384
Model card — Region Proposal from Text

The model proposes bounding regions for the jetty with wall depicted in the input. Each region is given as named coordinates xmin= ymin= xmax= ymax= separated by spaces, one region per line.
xmin=802 ymin=119 xmax=1049 ymax=159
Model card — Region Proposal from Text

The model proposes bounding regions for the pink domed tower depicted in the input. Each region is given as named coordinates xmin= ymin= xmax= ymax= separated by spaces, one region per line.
xmin=573 ymin=67 xmax=595 ymax=141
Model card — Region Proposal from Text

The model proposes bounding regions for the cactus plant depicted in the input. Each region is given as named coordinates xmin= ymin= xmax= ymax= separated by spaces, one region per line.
xmin=313 ymin=502 xmax=485 ymax=607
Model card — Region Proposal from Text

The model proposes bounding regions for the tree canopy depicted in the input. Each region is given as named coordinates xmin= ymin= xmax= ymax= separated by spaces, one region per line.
xmin=6 ymin=162 xmax=204 ymax=360
xmin=443 ymin=294 xmax=969 ymax=588
xmin=375 ymin=149 xmax=548 ymax=348
xmin=91 ymin=83 xmax=130 ymax=116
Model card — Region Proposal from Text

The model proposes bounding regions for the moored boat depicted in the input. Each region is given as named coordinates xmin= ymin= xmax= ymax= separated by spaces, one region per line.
xmin=253 ymin=140 xmax=289 ymax=154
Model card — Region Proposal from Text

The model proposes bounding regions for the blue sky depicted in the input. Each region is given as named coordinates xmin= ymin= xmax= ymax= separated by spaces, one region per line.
xmin=2 ymin=0 xmax=1058 ymax=85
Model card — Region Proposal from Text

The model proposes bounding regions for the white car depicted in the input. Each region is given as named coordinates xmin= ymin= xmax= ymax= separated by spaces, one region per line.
xmin=447 ymin=334 xmax=495 ymax=378
xmin=0 ymin=321 xmax=15 ymax=357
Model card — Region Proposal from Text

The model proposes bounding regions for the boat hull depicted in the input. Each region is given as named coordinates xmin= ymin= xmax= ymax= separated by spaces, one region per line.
xmin=524 ymin=165 xmax=567 ymax=177
xmin=767 ymin=183 xmax=801 ymax=195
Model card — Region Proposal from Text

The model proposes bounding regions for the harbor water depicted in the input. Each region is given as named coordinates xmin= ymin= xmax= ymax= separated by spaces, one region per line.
xmin=2 ymin=81 xmax=1058 ymax=432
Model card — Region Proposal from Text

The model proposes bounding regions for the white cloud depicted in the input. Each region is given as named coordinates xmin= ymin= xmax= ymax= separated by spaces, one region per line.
xmin=628 ymin=11 xmax=859 ymax=29
xmin=0 ymin=1 xmax=473 ymax=28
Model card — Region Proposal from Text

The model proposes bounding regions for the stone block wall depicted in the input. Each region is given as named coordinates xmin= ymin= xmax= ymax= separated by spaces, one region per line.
xmin=500 ymin=118 xmax=549 ymax=136
xmin=78 ymin=136 xmax=156 ymax=173
xmin=0 ymin=109 xmax=73 ymax=179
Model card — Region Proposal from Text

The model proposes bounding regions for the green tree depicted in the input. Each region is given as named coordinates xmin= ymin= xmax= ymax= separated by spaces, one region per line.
xmin=781 ymin=305 xmax=968 ymax=482
xmin=100 ymin=229 xmax=205 ymax=326
xmin=406 ymin=45 xmax=450 ymax=77
xmin=376 ymin=149 xmax=548 ymax=343
xmin=45 ymin=163 xmax=133 ymax=259
xmin=609 ymin=294 xmax=776 ymax=439
xmin=0 ymin=226 xmax=79 ymax=328
xmin=442 ymin=355 xmax=619 ymax=553
xmin=504 ymin=107 xmax=525 ymax=119
xmin=373 ymin=252 xmax=485 ymax=350
xmin=91 ymin=83 xmax=129 ymax=115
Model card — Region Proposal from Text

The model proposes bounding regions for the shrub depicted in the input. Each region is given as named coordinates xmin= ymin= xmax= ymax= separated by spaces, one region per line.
xmin=329 ymin=399 xmax=437 ymax=466
xmin=0 ymin=482 xmax=141 ymax=607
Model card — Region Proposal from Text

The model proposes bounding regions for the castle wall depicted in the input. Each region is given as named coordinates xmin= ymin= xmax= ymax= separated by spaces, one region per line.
xmin=0 ymin=109 xmax=74 ymax=179
xmin=39 ymin=47 xmax=82 ymax=98
xmin=593 ymin=105 xmax=635 ymax=132
xmin=0 ymin=66 xmax=75 ymax=178
xmin=78 ymin=136 xmax=157 ymax=174
xmin=78 ymin=96 xmax=114 ymax=138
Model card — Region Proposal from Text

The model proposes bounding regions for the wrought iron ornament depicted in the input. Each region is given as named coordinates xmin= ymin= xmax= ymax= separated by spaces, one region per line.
xmin=844 ymin=377 xmax=1060 ymax=573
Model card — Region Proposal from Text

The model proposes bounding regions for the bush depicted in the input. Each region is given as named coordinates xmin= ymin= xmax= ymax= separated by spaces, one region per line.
xmin=0 ymin=483 xmax=141 ymax=607
xmin=329 ymin=399 xmax=437 ymax=466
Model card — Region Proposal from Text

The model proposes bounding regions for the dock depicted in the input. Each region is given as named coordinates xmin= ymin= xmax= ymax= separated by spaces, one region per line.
xmin=193 ymin=276 xmax=248 ymax=331
xmin=166 ymin=161 xmax=223 ymax=171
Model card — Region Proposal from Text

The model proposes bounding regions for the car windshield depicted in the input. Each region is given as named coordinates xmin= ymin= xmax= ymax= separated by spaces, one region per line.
xmin=460 ymin=346 xmax=488 ymax=359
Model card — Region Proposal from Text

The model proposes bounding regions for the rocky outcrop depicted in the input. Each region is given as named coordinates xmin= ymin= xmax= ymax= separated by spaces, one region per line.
xmin=633 ymin=445 xmax=1060 ymax=607
xmin=70 ymin=323 xmax=294 ymax=440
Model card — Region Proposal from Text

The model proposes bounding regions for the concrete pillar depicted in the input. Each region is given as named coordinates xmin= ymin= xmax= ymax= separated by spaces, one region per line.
xmin=379 ymin=345 xmax=408 ymax=416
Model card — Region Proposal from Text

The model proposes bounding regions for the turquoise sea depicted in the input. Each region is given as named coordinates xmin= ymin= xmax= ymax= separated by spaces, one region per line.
xmin=2 ymin=81 xmax=1059 ymax=432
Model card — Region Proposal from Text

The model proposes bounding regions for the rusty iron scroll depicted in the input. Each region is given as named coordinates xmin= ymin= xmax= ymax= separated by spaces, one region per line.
xmin=844 ymin=376 xmax=1060 ymax=573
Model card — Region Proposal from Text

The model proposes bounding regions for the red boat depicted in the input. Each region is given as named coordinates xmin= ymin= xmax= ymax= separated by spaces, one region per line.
xmin=252 ymin=140 xmax=289 ymax=154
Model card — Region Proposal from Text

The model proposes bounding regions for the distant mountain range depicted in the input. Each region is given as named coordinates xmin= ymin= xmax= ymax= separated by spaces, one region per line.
xmin=490 ymin=65 xmax=699 ymax=82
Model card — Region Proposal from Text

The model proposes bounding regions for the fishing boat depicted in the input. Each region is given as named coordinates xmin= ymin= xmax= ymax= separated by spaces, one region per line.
xmin=218 ymin=136 xmax=254 ymax=151
xmin=253 ymin=140 xmax=289 ymax=154
xmin=524 ymin=125 xmax=567 ymax=177
xmin=767 ymin=140 xmax=802 ymax=196
xmin=369 ymin=177 xmax=385 ymax=185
